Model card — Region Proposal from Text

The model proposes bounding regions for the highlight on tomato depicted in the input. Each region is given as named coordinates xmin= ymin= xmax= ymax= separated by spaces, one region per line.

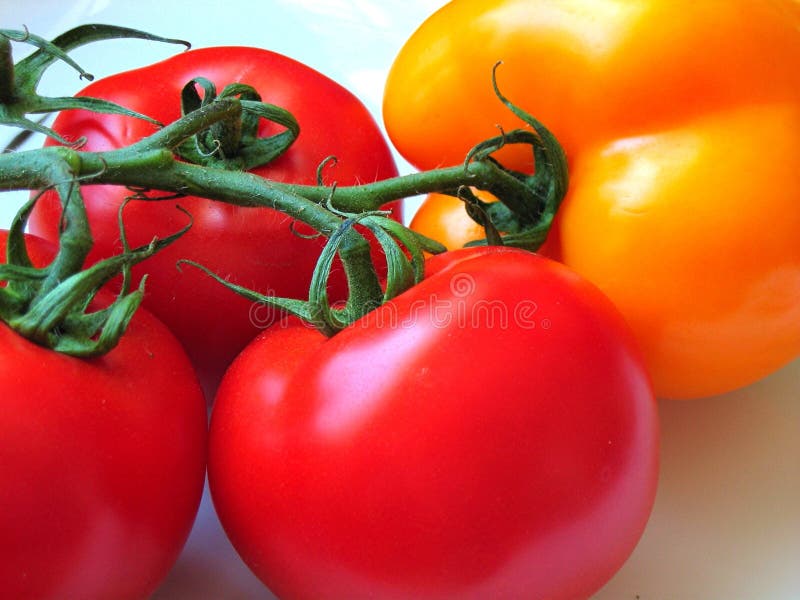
xmin=208 ymin=246 xmax=659 ymax=600
xmin=29 ymin=45 xmax=400 ymax=397
xmin=385 ymin=0 xmax=800 ymax=398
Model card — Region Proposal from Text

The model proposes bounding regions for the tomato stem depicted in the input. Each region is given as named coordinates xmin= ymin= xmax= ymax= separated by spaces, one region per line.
xmin=0 ymin=35 xmax=14 ymax=103
xmin=0 ymin=26 xmax=569 ymax=341
xmin=0 ymin=91 xmax=565 ymax=335
xmin=174 ymin=79 xmax=300 ymax=171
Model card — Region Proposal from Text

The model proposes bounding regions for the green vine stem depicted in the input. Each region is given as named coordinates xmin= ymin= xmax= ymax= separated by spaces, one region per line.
xmin=0 ymin=28 xmax=568 ymax=346
xmin=0 ymin=88 xmax=567 ymax=336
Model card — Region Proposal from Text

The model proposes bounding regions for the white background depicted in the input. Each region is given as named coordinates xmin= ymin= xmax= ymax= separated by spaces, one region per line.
xmin=1 ymin=2 xmax=799 ymax=599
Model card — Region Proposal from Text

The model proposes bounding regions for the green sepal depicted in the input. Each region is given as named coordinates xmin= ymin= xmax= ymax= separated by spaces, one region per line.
xmin=52 ymin=279 xmax=145 ymax=357
xmin=0 ymin=263 xmax=46 ymax=282
xmin=9 ymin=221 xmax=190 ymax=357
xmin=373 ymin=224 xmax=415 ymax=301
xmin=457 ymin=187 xmax=504 ymax=247
xmin=306 ymin=216 xmax=369 ymax=334
xmin=178 ymin=210 xmax=406 ymax=337
xmin=176 ymin=258 xmax=318 ymax=326
xmin=175 ymin=78 xmax=300 ymax=171
xmin=455 ymin=62 xmax=569 ymax=252
xmin=1 ymin=181 xmax=191 ymax=357
xmin=306 ymin=209 xmax=444 ymax=333
xmin=6 ymin=191 xmax=42 ymax=268
xmin=0 ymin=264 xmax=46 ymax=322
xmin=1 ymin=27 xmax=95 ymax=85
xmin=14 ymin=24 xmax=190 ymax=90
xmin=0 ymin=25 xmax=190 ymax=145
xmin=238 ymin=99 xmax=300 ymax=171
xmin=360 ymin=214 xmax=445 ymax=292
xmin=0 ymin=190 xmax=50 ymax=318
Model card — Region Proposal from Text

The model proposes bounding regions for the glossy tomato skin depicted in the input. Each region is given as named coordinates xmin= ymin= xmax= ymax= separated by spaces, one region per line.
xmin=209 ymin=247 xmax=658 ymax=600
xmin=0 ymin=232 xmax=208 ymax=599
xmin=29 ymin=46 xmax=399 ymax=396
xmin=409 ymin=192 xmax=488 ymax=251
xmin=384 ymin=0 xmax=800 ymax=171
xmin=385 ymin=0 xmax=800 ymax=399
xmin=561 ymin=104 xmax=800 ymax=399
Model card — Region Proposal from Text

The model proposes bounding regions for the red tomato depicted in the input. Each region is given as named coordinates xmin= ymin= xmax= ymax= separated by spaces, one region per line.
xmin=0 ymin=231 xmax=208 ymax=600
xmin=29 ymin=46 xmax=399 ymax=396
xmin=209 ymin=247 xmax=658 ymax=600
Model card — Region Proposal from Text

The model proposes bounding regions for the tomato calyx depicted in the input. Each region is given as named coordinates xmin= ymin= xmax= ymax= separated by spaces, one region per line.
xmin=455 ymin=62 xmax=569 ymax=251
xmin=180 ymin=204 xmax=443 ymax=336
xmin=174 ymin=77 xmax=300 ymax=171
xmin=0 ymin=24 xmax=189 ymax=150
xmin=0 ymin=181 xmax=189 ymax=357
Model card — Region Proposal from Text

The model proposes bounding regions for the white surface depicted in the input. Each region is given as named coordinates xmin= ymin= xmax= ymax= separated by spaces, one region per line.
xmin=2 ymin=3 xmax=799 ymax=599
